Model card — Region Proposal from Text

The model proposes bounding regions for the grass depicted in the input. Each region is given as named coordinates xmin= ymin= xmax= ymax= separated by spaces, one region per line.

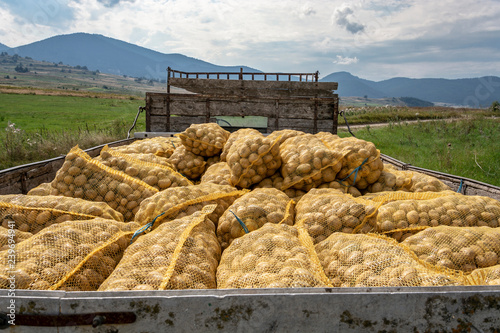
xmin=341 ymin=116 xmax=500 ymax=186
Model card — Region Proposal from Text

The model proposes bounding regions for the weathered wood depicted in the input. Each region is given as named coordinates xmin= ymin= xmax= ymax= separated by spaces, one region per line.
xmin=169 ymin=78 xmax=338 ymax=97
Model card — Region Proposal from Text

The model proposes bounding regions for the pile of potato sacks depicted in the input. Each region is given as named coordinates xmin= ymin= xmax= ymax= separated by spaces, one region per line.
xmin=2 ymin=122 xmax=500 ymax=292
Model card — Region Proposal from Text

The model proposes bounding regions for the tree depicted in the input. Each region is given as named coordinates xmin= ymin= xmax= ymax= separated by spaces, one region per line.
xmin=490 ymin=100 xmax=500 ymax=112
xmin=14 ymin=63 xmax=29 ymax=73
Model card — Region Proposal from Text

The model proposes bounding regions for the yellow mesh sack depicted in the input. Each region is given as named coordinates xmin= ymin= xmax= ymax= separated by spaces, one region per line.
xmin=267 ymin=129 xmax=305 ymax=146
xmin=27 ymin=182 xmax=56 ymax=196
xmin=402 ymin=226 xmax=500 ymax=273
xmin=466 ymin=265 xmax=500 ymax=285
xmin=364 ymin=169 xmax=409 ymax=194
xmin=383 ymin=164 xmax=451 ymax=193
xmin=111 ymin=136 xmax=179 ymax=158
xmin=0 ymin=226 xmax=32 ymax=251
xmin=220 ymin=128 xmax=261 ymax=162
xmin=226 ymin=133 xmax=282 ymax=188
xmin=2 ymin=194 xmax=124 ymax=221
xmin=318 ymin=180 xmax=363 ymax=197
xmin=376 ymin=192 xmax=500 ymax=240
xmin=326 ymin=137 xmax=384 ymax=190
xmin=134 ymin=183 xmax=248 ymax=229
xmin=295 ymin=189 xmax=380 ymax=244
xmin=177 ymin=123 xmax=230 ymax=157
xmin=316 ymin=232 xmax=462 ymax=287
xmin=99 ymin=205 xmax=220 ymax=291
xmin=0 ymin=202 xmax=100 ymax=235
xmin=168 ymin=145 xmax=207 ymax=180
xmin=205 ymin=155 xmax=221 ymax=168
xmin=217 ymin=188 xmax=295 ymax=249
xmin=0 ymin=219 xmax=138 ymax=291
xmin=253 ymin=172 xmax=307 ymax=200
xmin=50 ymin=146 xmax=158 ymax=221
xmin=314 ymin=131 xmax=340 ymax=146
xmin=97 ymin=145 xmax=192 ymax=190
xmin=216 ymin=223 xmax=332 ymax=289
xmin=117 ymin=152 xmax=172 ymax=168
xmin=280 ymin=134 xmax=343 ymax=191
xmin=200 ymin=162 xmax=232 ymax=186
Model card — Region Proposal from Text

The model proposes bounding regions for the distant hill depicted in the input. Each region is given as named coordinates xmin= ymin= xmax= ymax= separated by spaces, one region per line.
xmin=321 ymin=71 xmax=500 ymax=107
xmin=0 ymin=43 xmax=9 ymax=52
xmin=4 ymin=33 xmax=260 ymax=80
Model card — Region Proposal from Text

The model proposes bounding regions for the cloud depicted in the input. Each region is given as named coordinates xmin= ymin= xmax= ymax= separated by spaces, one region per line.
xmin=0 ymin=0 xmax=75 ymax=28
xmin=333 ymin=55 xmax=359 ymax=65
xmin=96 ymin=0 xmax=135 ymax=7
xmin=334 ymin=6 xmax=365 ymax=34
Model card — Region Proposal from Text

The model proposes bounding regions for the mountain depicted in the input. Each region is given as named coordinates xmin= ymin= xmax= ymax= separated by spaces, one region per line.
xmin=321 ymin=72 xmax=500 ymax=107
xmin=5 ymin=33 xmax=259 ymax=80
xmin=0 ymin=43 xmax=9 ymax=52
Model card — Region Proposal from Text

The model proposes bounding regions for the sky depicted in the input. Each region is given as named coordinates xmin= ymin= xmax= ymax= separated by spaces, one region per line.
xmin=0 ymin=0 xmax=499 ymax=81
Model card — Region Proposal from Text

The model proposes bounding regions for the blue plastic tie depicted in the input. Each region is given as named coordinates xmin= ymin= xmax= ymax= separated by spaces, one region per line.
xmin=229 ymin=210 xmax=249 ymax=234
xmin=130 ymin=212 xmax=166 ymax=243
xmin=337 ymin=157 xmax=369 ymax=188
xmin=457 ymin=179 xmax=464 ymax=193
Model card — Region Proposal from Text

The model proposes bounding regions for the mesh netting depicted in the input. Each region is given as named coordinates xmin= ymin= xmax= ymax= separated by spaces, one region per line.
xmin=296 ymin=189 xmax=380 ymax=244
xmin=0 ymin=219 xmax=138 ymax=291
xmin=111 ymin=136 xmax=179 ymax=158
xmin=217 ymin=188 xmax=295 ymax=249
xmin=226 ymin=133 xmax=282 ymax=188
xmin=216 ymin=223 xmax=332 ymax=288
xmin=315 ymin=232 xmax=462 ymax=287
xmin=99 ymin=205 xmax=220 ymax=291
xmin=117 ymin=152 xmax=173 ymax=168
xmin=382 ymin=164 xmax=451 ymax=193
xmin=97 ymin=145 xmax=192 ymax=190
xmin=318 ymin=180 xmax=363 ymax=197
xmin=27 ymin=182 xmax=55 ymax=196
xmin=177 ymin=123 xmax=230 ymax=157
xmin=220 ymin=128 xmax=262 ymax=162
xmin=200 ymin=162 xmax=232 ymax=186
xmin=134 ymin=183 xmax=248 ymax=229
xmin=466 ymin=265 xmax=500 ymax=285
xmin=314 ymin=131 xmax=340 ymax=146
xmin=205 ymin=155 xmax=221 ymax=168
xmin=402 ymin=226 xmax=500 ymax=273
xmin=253 ymin=172 xmax=307 ymax=200
xmin=168 ymin=145 xmax=207 ymax=180
xmin=0 ymin=226 xmax=32 ymax=250
xmin=267 ymin=129 xmax=305 ymax=146
xmin=2 ymin=194 xmax=124 ymax=221
xmin=375 ymin=192 xmax=500 ymax=241
xmin=49 ymin=146 xmax=158 ymax=221
xmin=280 ymin=134 xmax=343 ymax=191
xmin=0 ymin=201 xmax=101 ymax=235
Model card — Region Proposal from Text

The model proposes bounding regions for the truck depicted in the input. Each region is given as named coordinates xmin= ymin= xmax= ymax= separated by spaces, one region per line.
xmin=1 ymin=68 xmax=499 ymax=332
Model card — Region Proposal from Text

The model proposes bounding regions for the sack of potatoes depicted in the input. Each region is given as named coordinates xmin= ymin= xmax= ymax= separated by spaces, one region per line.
xmin=2 ymin=194 xmax=124 ymax=221
xmin=216 ymin=223 xmax=332 ymax=288
xmin=168 ymin=145 xmax=207 ymax=180
xmin=327 ymin=137 xmax=384 ymax=190
xmin=0 ymin=226 xmax=32 ymax=250
xmin=381 ymin=164 xmax=451 ymax=193
xmin=50 ymin=146 xmax=158 ymax=221
xmin=177 ymin=123 xmax=230 ymax=157
xmin=226 ymin=133 xmax=281 ymax=188
xmin=280 ymin=134 xmax=342 ymax=191
xmin=0 ymin=202 xmax=102 ymax=235
xmin=315 ymin=131 xmax=341 ymax=147
xmin=267 ymin=129 xmax=305 ymax=146
xmin=99 ymin=205 xmax=220 ymax=291
xmin=98 ymin=145 xmax=192 ymax=190
xmin=402 ymin=226 xmax=500 ymax=272
xmin=315 ymin=232 xmax=462 ymax=288
xmin=134 ymin=183 xmax=248 ymax=229
xmin=217 ymin=188 xmax=295 ymax=249
xmin=220 ymin=128 xmax=261 ymax=162
xmin=253 ymin=172 xmax=307 ymax=200
xmin=465 ymin=264 xmax=500 ymax=286
xmin=295 ymin=189 xmax=379 ymax=244
xmin=111 ymin=136 xmax=179 ymax=158
xmin=0 ymin=218 xmax=138 ymax=291
xmin=376 ymin=192 xmax=500 ymax=241
xmin=27 ymin=182 xmax=57 ymax=196
xmin=200 ymin=162 xmax=232 ymax=186
xmin=318 ymin=180 xmax=363 ymax=197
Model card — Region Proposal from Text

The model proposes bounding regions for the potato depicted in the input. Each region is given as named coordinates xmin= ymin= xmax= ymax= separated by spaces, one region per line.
xmin=50 ymin=146 xmax=158 ymax=221
xmin=111 ymin=136 xmax=179 ymax=158
xmin=177 ymin=123 xmax=230 ymax=157
xmin=217 ymin=188 xmax=295 ymax=249
xmin=403 ymin=226 xmax=500 ymax=272
xmin=280 ymin=134 xmax=342 ymax=191
xmin=220 ymin=128 xmax=261 ymax=162
xmin=296 ymin=189 xmax=379 ymax=244
xmin=200 ymin=162 xmax=232 ymax=186
xmin=134 ymin=183 xmax=247 ymax=228
xmin=316 ymin=232 xmax=462 ymax=287
xmin=168 ymin=145 xmax=207 ymax=180
xmin=267 ymin=129 xmax=305 ymax=146
xmin=0 ymin=226 xmax=32 ymax=250
xmin=97 ymin=145 xmax=191 ymax=190
xmin=99 ymin=206 xmax=220 ymax=291
xmin=0 ymin=219 xmax=138 ymax=291
xmin=217 ymin=223 xmax=331 ymax=289
xmin=226 ymin=133 xmax=282 ymax=188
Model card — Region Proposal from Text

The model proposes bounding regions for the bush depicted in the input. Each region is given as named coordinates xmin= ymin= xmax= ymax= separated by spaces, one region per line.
xmin=489 ymin=101 xmax=500 ymax=112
